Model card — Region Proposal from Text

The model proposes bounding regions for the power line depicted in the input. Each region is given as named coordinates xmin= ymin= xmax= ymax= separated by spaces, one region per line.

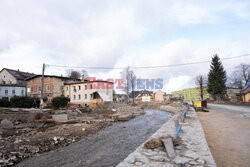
xmin=47 ymin=54 xmax=250 ymax=70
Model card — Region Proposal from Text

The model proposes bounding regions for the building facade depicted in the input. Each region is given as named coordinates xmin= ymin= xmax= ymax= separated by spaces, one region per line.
xmin=242 ymin=82 xmax=250 ymax=103
xmin=172 ymin=87 xmax=210 ymax=101
xmin=0 ymin=68 xmax=35 ymax=86
xmin=154 ymin=90 xmax=166 ymax=102
xmin=0 ymin=85 xmax=26 ymax=100
xmin=64 ymin=81 xmax=113 ymax=106
xmin=26 ymin=75 xmax=77 ymax=100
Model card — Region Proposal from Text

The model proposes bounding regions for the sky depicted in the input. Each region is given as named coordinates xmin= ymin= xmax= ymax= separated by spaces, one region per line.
xmin=0 ymin=0 xmax=250 ymax=93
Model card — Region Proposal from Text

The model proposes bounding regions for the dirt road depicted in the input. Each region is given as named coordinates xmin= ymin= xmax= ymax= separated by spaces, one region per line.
xmin=16 ymin=109 xmax=171 ymax=167
xmin=198 ymin=104 xmax=250 ymax=167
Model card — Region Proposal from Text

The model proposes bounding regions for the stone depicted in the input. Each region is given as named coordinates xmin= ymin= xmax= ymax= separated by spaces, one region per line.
xmin=144 ymin=138 xmax=163 ymax=149
xmin=173 ymin=156 xmax=192 ymax=165
xmin=125 ymin=155 xmax=136 ymax=164
xmin=52 ymin=114 xmax=68 ymax=122
xmin=136 ymin=156 xmax=149 ymax=164
xmin=162 ymin=138 xmax=176 ymax=159
xmin=1 ymin=119 xmax=13 ymax=129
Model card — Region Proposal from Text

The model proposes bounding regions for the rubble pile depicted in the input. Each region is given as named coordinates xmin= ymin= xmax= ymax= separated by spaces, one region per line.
xmin=0 ymin=103 xmax=144 ymax=166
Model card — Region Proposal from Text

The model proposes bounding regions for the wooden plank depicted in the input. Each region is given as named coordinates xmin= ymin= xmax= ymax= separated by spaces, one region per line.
xmin=162 ymin=138 xmax=176 ymax=159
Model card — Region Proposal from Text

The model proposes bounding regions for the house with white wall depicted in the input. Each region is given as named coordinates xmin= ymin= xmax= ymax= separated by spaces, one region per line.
xmin=64 ymin=80 xmax=113 ymax=106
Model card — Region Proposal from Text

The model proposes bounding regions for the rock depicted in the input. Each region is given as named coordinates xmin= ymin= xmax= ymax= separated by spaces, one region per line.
xmin=144 ymin=138 xmax=163 ymax=149
xmin=1 ymin=119 xmax=13 ymax=129
xmin=82 ymin=128 xmax=85 ymax=131
xmin=52 ymin=114 xmax=68 ymax=122
xmin=136 ymin=156 xmax=150 ymax=164
xmin=0 ymin=159 xmax=4 ymax=164
xmin=125 ymin=155 xmax=136 ymax=164
xmin=173 ymin=156 xmax=192 ymax=165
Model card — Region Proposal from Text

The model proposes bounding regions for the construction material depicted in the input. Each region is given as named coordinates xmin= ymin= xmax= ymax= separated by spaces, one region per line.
xmin=162 ymin=137 xmax=176 ymax=159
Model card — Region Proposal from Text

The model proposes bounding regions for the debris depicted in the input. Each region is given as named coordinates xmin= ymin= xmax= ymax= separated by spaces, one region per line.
xmin=144 ymin=138 xmax=163 ymax=149
xmin=82 ymin=128 xmax=86 ymax=131
xmin=162 ymin=137 xmax=176 ymax=159
xmin=52 ymin=114 xmax=68 ymax=122
xmin=1 ymin=119 xmax=14 ymax=129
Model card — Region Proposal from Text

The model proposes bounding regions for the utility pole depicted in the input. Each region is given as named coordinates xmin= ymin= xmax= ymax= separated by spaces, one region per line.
xmin=40 ymin=63 xmax=45 ymax=112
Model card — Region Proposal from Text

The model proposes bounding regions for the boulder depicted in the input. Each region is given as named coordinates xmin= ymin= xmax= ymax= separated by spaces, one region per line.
xmin=1 ymin=119 xmax=13 ymax=129
xmin=52 ymin=114 xmax=68 ymax=122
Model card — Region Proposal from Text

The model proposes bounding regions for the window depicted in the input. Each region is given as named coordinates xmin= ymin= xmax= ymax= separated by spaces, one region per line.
xmin=85 ymin=85 xmax=87 ymax=90
xmin=46 ymin=85 xmax=50 ymax=91
xmin=3 ymin=75 xmax=5 ymax=78
xmin=12 ymin=90 xmax=15 ymax=95
xmin=31 ymin=87 xmax=33 ymax=92
xmin=38 ymin=86 xmax=41 ymax=91
xmin=61 ymin=86 xmax=64 ymax=91
xmin=85 ymin=94 xmax=87 ymax=99
xmin=79 ymin=85 xmax=81 ymax=90
xmin=47 ymin=77 xmax=50 ymax=81
xmin=21 ymin=90 xmax=24 ymax=95
xmin=3 ymin=81 xmax=5 ymax=84
xmin=73 ymin=86 xmax=76 ymax=92
xmin=73 ymin=95 xmax=76 ymax=100
xmin=90 ymin=94 xmax=93 ymax=99
xmin=90 ymin=84 xmax=93 ymax=89
xmin=66 ymin=87 xmax=68 ymax=91
xmin=9 ymin=81 xmax=12 ymax=84
xmin=5 ymin=90 xmax=8 ymax=95
xmin=78 ymin=94 xmax=81 ymax=99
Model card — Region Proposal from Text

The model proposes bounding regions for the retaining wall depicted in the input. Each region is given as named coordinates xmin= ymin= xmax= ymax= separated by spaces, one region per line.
xmin=117 ymin=106 xmax=216 ymax=167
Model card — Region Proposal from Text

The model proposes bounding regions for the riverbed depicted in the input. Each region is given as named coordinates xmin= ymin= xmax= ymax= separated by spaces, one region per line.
xmin=16 ymin=109 xmax=171 ymax=167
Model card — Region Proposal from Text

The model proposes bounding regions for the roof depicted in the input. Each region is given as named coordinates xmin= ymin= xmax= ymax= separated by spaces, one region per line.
xmin=1 ymin=68 xmax=36 ymax=80
xmin=64 ymin=80 xmax=114 ymax=85
xmin=0 ymin=84 xmax=26 ymax=88
xmin=241 ymin=82 xmax=250 ymax=94
xmin=25 ymin=75 xmax=79 ymax=81
xmin=97 ymin=91 xmax=111 ymax=102
xmin=242 ymin=82 xmax=250 ymax=91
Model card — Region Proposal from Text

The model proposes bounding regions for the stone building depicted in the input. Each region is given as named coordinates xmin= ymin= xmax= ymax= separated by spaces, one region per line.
xmin=26 ymin=75 xmax=77 ymax=100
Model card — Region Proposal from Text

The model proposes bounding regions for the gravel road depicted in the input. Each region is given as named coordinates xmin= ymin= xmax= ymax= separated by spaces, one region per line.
xmin=198 ymin=103 xmax=250 ymax=167
xmin=16 ymin=109 xmax=171 ymax=167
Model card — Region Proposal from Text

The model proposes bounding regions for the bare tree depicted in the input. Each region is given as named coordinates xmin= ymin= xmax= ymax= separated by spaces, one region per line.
xmin=81 ymin=69 xmax=88 ymax=80
xmin=66 ymin=69 xmax=81 ymax=79
xmin=228 ymin=63 xmax=250 ymax=88
xmin=195 ymin=75 xmax=206 ymax=100
xmin=121 ymin=66 xmax=136 ymax=104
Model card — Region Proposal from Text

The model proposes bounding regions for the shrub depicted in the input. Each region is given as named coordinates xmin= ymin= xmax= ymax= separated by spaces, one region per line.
xmin=51 ymin=96 xmax=70 ymax=109
xmin=10 ymin=96 xmax=40 ymax=108
xmin=0 ymin=98 xmax=11 ymax=107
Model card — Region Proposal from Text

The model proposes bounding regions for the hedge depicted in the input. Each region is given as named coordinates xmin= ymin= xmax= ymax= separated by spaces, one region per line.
xmin=51 ymin=96 xmax=70 ymax=109
xmin=0 ymin=99 xmax=11 ymax=107
xmin=10 ymin=96 xmax=40 ymax=108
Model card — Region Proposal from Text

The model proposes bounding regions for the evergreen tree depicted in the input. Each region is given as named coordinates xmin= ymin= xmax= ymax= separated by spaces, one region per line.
xmin=207 ymin=54 xmax=227 ymax=99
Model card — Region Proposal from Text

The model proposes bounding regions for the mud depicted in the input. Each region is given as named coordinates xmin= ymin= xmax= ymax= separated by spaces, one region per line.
xmin=16 ymin=109 xmax=171 ymax=167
